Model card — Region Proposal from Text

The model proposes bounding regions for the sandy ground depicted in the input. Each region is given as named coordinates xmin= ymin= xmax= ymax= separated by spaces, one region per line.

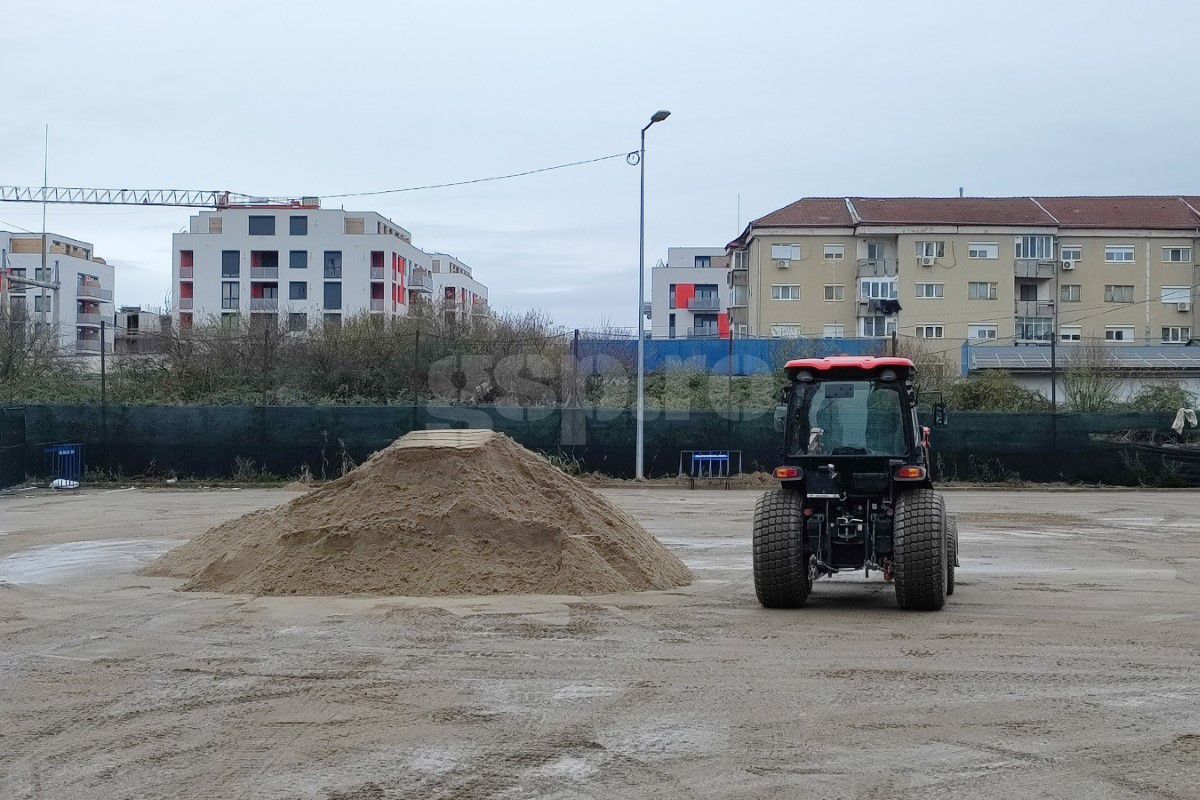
xmin=1 ymin=486 xmax=1198 ymax=799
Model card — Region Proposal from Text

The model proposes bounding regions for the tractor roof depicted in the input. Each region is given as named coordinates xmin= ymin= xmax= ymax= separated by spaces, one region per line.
xmin=784 ymin=356 xmax=915 ymax=378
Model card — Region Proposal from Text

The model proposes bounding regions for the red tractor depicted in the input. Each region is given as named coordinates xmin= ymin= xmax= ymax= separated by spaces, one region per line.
xmin=753 ymin=356 xmax=957 ymax=611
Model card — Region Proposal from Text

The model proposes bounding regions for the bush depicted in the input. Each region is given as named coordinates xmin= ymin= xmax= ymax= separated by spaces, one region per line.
xmin=948 ymin=370 xmax=1048 ymax=411
xmin=1126 ymin=383 xmax=1195 ymax=412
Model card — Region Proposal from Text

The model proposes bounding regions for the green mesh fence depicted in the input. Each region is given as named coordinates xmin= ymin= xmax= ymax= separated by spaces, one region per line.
xmin=14 ymin=405 xmax=1191 ymax=485
xmin=0 ymin=406 xmax=24 ymax=488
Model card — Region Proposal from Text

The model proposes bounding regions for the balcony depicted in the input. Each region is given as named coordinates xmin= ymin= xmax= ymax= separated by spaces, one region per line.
xmin=1015 ymin=300 xmax=1055 ymax=317
xmin=76 ymin=312 xmax=103 ymax=327
xmin=77 ymin=283 xmax=112 ymax=302
xmin=857 ymin=258 xmax=897 ymax=278
xmin=178 ymin=297 xmax=193 ymax=310
xmin=222 ymin=299 xmax=240 ymax=311
xmin=685 ymin=326 xmax=721 ymax=338
xmin=250 ymin=266 xmax=279 ymax=280
xmin=180 ymin=265 xmax=193 ymax=279
xmin=409 ymin=269 xmax=433 ymax=293
xmin=370 ymin=298 xmax=384 ymax=312
xmin=1015 ymin=259 xmax=1055 ymax=279
xmin=324 ymin=265 xmax=343 ymax=279
xmin=688 ymin=295 xmax=722 ymax=311
xmin=250 ymin=297 xmax=279 ymax=312
xmin=727 ymin=269 xmax=747 ymax=287
xmin=370 ymin=266 xmax=384 ymax=280
xmin=729 ymin=288 xmax=748 ymax=308
xmin=75 ymin=337 xmax=102 ymax=354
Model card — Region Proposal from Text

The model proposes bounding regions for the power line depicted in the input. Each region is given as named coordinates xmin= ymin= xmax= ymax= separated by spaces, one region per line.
xmin=320 ymin=151 xmax=631 ymax=199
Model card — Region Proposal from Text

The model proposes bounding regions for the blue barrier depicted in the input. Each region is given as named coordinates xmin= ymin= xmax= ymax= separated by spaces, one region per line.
xmin=44 ymin=443 xmax=85 ymax=485
xmin=577 ymin=337 xmax=886 ymax=375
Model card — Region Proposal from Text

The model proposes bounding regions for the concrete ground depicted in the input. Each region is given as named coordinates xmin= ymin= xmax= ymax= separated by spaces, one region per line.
xmin=1 ymin=486 xmax=1198 ymax=799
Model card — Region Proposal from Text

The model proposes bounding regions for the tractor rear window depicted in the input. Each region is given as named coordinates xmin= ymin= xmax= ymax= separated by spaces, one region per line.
xmin=791 ymin=380 xmax=907 ymax=457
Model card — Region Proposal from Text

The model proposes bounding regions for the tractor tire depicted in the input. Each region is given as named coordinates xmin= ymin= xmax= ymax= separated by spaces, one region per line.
xmin=946 ymin=514 xmax=958 ymax=596
xmin=893 ymin=488 xmax=947 ymax=611
xmin=752 ymin=488 xmax=809 ymax=608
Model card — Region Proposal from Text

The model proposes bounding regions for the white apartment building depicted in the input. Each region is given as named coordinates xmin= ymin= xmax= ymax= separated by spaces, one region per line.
xmin=171 ymin=203 xmax=436 ymax=330
xmin=429 ymin=252 xmax=488 ymax=323
xmin=649 ymin=247 xmax=733 ymax=338
xmin=1 ymin=231 xmax=116 ymax=354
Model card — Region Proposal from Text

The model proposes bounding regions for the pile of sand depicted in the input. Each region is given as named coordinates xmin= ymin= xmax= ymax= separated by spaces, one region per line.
xmin=145 ymin=430 xmax=692 ymax=597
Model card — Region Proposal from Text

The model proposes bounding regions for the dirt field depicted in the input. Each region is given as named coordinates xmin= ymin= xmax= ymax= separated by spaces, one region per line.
xmin=1 ymin=486 xmax=1198 ymax=799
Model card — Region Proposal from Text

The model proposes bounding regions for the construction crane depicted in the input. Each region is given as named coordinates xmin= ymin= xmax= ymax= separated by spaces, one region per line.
xmin=0 ymin=186 xmax=314 ymax=208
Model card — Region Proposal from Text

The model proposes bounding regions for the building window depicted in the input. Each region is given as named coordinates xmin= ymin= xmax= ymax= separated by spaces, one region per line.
xmin=861 ymin=316 xmax=894 ymax=337
xmin=823 ymin=284 xmax=844 ymax=301
xmin=1016 ymin=317 xmax=1052 ymax=342
xmin=289 ymin=281 xmax=307 ymax=300
xmin=323 ymin=313 xmax=342 ymax=328
xmin=221 ymin=281 xmax=240 ymax=310
xmin=968 ymin=324 xmax=997 ymax=340
xmin=1162 ymin=326 xmax=1191 ymax=343
xmin=289 ymin=216 xmax=308 ymax=236
xmin=179 ymin=312 xmax=193 ymax=330
xmin=1060 ymin=245 xmax=1082 ymax=262
xmin=914 ymin=241 xmax=945 ymax=258
xmin=323 ymin=251 xmax=342 ymax=278
xmin=208 ymin=216 xmax=223 ymax=234
xmin=915 ymin=324 xmax=944 ymax=339
xmin=1060 ymin=284 xmax=1082 ymax=303
xmin=248 ymin=215 xmax=275 ymax=235
xmin=968 ymin=242 xmax=998 ymax=259
xmin=915 ymin=283 xmax=944 ymax=299
xmin=822 ymin=323 xmax=844 ymax=338
xmin=1162 ymin=246 xmax=1192 ymax=263
xmin=1161 ymin=286 xmax=1191 ymax=304
xmin=668 ymin=312 xmax=676 ymax=338
xmin=33 ymin=295 xmax=49 ymax=312
xmin=668 ymin=284 xmax=677 ymax=309
xmin=344 ymin=217 xmax=365 ymax=234
xmin=1104 ymin=284 xmax=1134 ymax=303
xmin=1105 ymin=326 xmax=1134 ymax=342
xmin=1015 ymin=235 xmax=1055 ymax=260
xmin=694 ymin=255 xmax=711 ymax=268
xmin=967 ymin=281 xmax=998 ymax=300
xmin=769 ymin=324 xmax=804 ymax=337
xmin=771 ymin=285 xmax=801 ymax=300
xmin=180 ymin=250 xmax=194 ymax=269
xmin=1105 ymin=245 xmax=1135 ymax=263
xmin=1060 ymin=325 xmax=1082 ymax=342
xmin=288 ymin=312 xmax=307 ymax=332
xmin=323 ymin=282 xmax=342 ymax=310
xmin=289 ymin=250 xmax=308 ymax=269
xmin=771 ymin=244 xmax=802 ymax=261
xmin=859 ymin=279 xmax=898 ymax=300
xmin=823 ymin=244 xmax=845 ymax=261
xmin=221 ymin=250 xmax=240 ymax=277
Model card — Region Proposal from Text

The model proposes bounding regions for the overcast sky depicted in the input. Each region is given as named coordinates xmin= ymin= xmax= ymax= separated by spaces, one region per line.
xmin=2 ymin=0 xmax=1199 ymax=327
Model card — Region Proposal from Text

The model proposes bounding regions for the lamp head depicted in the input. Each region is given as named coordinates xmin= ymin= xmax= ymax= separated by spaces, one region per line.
xmin=650 ymin=110 xmax=671 ymax=123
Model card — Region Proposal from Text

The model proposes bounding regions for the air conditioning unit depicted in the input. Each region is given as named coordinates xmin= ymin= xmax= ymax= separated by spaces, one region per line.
xmin=776 ymin=259 xmax=790 ymax=268
xmin=1177 ymin=301 xmax=1191 ymax=312
xmin=1060 ymin=259 xmax=1076 ymax=271
xmin=918 ymin=256 xmax=936 ymax=267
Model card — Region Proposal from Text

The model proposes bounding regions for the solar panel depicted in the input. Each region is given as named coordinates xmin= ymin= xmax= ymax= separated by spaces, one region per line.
xmin=968 ymin=344 xmax=1200 ymax=371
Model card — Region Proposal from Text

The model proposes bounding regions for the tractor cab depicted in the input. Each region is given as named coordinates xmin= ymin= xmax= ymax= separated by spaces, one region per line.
xmin=753 ymin=356 xmax=956 ymax=611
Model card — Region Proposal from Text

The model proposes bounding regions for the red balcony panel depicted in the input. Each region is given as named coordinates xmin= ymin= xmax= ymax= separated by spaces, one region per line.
xmin=180 ymin=250 xmax=194 ymax=268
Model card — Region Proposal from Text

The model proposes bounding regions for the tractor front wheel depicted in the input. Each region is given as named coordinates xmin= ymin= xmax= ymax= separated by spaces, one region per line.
xmin=893 ymin=488 xmax=947 ymax=611
xmin=752 ymin=489 xmax=809 ymax=608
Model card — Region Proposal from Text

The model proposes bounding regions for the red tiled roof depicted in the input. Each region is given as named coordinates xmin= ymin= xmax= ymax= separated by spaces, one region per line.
xmin=730 ymin=196 xmax=1200 ymax=246
xmin=850 ymin=197 xmax=1055 ymax=226
xmin=1036 ymin=196 xmax=1200 ymax=229
xmin=752 ymin=197 xmax=855 ymax=228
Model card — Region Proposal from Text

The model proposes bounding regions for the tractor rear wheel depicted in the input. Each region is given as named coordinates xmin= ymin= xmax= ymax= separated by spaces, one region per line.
xmin=752 ymin=489 xmax=809 ymax=608
xmin=946 ymin=514 xmax=958 ymax=596
xmin=893 ymin=488 xmax=947 ymax=611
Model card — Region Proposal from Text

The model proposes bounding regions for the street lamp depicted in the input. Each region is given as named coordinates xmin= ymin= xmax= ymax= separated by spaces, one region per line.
xmin=636 ymin=109 xmax=670 ymax=481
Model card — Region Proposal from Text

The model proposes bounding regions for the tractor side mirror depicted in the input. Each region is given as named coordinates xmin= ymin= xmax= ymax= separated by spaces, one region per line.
xmin=773 ymin=404 xmax=788 ymax=433
xmin=932 ymin=402 xmax=948 ymax=427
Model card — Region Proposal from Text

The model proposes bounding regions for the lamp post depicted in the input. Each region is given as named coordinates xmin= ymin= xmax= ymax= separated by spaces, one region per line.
xmin=636 ymin=109 xmax=670 ymax=481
